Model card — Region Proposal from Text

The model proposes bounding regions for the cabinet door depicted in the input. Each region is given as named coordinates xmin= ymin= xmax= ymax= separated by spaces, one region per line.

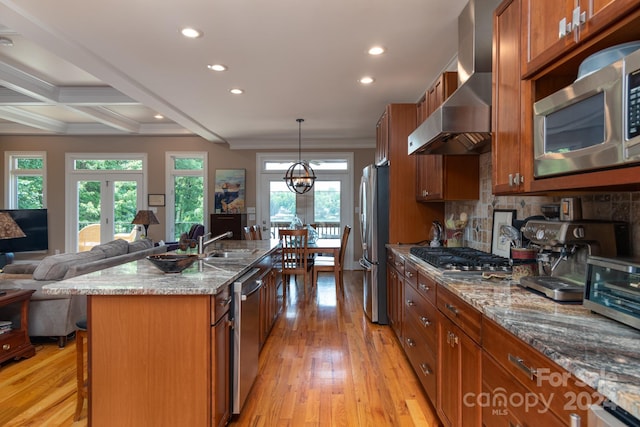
xmin=522 ymin=0 xmax=575 ymax=76
xmin=493 ymin=0 xmax=525 ymax=194
xmin=581 ymin=0 xmax=640 ymax=40
xmin=438 ymin=312 xmax=459 ymax=427
xmin=375 ymin=109 xmax=389 ymax=165
xmin=213 ymin=313 xmax=231 ymax=427
xmin=416 ymin=155 xmax=444 ymax=201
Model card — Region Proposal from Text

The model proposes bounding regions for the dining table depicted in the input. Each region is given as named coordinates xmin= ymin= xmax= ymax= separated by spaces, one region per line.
xmin=271 ymin=237 xmax=342 ymax=285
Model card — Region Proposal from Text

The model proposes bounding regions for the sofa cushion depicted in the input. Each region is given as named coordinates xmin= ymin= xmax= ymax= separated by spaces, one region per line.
xmin=128 ymin=239 xmax=153 ymax=253
xmin=91 ymin=239 xmax=129 ymax=258
xmin=33 ymin=251 xmax=106 ymax=281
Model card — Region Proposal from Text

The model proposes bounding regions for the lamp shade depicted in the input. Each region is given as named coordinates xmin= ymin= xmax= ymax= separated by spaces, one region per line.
xmin=132 ymin=210 xmax=159 ymax=237
xmin=0 ymin=212 xmax=26 ymax=239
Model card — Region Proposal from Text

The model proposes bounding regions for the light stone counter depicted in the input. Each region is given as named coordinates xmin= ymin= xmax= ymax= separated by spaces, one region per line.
xmin=42 ymin=239 xmax=279 ymax=296
xmin=388 ymin=244 xmax=640 ymax=421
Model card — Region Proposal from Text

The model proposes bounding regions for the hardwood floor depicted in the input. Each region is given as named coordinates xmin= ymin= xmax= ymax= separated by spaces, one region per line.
xmin=0 ymin=271 xmax=438 ymax=426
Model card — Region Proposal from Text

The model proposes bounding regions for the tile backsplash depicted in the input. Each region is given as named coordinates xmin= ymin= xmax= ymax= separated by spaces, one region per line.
xmin=446 ymin=153 xmax=640 ymax=256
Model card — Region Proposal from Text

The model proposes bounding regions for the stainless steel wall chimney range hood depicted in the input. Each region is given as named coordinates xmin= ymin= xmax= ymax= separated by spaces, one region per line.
xmin=408 ymin=0 xmax=500 ymax=155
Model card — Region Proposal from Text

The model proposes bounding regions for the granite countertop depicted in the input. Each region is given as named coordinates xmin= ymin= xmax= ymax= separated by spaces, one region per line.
xmin=387 ymin=244 xmax=640 ymax=421
xmin=42 ymin=240 xmax=279 ymax=296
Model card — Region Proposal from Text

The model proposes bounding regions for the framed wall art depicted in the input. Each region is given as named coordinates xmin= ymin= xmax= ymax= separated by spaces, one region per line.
xmin=148 ymin=194 xmax=165 ymax=207
xmin=214 ymin=169 xmax=246 ymax=213
xmin=491 ymin=209 xmax=516 ymax=258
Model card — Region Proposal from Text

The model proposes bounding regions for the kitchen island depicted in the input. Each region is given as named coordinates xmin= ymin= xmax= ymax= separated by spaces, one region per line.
xmin=42 ymin=239 xmax=279 ymax=427
xmin=388 ymin=244 xmax=640 ymax=425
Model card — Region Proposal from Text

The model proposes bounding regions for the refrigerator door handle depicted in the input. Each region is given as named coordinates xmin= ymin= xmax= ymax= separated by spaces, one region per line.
xmin=359 ymin=257 xmax=374 ymax=270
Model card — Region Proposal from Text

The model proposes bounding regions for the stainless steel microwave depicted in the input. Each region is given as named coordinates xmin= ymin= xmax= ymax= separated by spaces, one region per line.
xmin=533 ymin=48 xmax=640 ymax=177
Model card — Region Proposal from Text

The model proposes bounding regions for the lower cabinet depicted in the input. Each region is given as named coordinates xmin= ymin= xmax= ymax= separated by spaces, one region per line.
xmin=437 ymin=311 xmax=482 ymax=427
xmin=213 ymin=285 xmax=232 ymax=427
xmin=387 ymin=251 xmax=404 ymax=341
xmin=259 ymin=258 xmax=283 ymax=351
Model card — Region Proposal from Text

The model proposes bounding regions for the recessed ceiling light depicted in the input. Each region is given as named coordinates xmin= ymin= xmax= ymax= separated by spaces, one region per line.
xmin=368 ymin=46 xmax=385 ymax=56
xmin=180 ymin=27 xmax=203 ymax=38
xmin=229 ymin=88 xmax=244 ymax=95
xmin=207 ymin=64 xmax=228 ymax=72
xmin=359 ymin=76 xmax=375 ymax=85
xmin=154 ymin=114 xmax=164 ymax=120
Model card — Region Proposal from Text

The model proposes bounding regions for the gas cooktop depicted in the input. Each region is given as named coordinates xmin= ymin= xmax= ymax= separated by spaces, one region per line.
xmin=409 ymin=246 xmax=511 ymax=274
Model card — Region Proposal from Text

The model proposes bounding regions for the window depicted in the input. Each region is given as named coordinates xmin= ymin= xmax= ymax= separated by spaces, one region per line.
xmin=166 ymin=153 xmax=207 ymax=241
xmin=5 ymin=152 xmax=47 ymax=209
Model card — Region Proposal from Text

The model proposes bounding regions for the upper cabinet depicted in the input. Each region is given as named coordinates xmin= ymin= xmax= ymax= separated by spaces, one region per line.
xmin=375 ymin=109 xmax=389 ymax=166
xmin=493 ymin=0 xmax=530 ymax=194
xmin=522 ymin=0 xmax=640 ymax=77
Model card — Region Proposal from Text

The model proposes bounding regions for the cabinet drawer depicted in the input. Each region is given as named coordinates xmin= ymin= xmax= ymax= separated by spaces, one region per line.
xmin=1 ymin=332 xmax=24 ymax=355
xmin=404 ymin=283 xmax=437 ymax=350
xmin=437 ymin=285 xmax=482 ymax=344
xmin=392 ymin=253 xmax=405 ymax=276
xmin=416 ymin=270 xmax=437 ymax=306
xmin=404 ymin=261 xmax=417 ymax=287
xmin=212 ymin=285 xmax=232 ymax=324
xmin=403 ymin=319 xmax=437 ymax=404
xmin=483 ymin=318 xmax=603 ymax=422
xmin=482 ymin=351 xmax=565 ymax=427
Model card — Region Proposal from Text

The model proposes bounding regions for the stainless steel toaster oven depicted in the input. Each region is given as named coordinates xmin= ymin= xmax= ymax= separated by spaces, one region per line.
xmin=584 ymin=255 xmax=640 ymax=330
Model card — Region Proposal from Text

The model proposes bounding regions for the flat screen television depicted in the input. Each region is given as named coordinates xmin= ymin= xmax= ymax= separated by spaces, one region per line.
xmin=0 ymin=209 xmax=49 ymax=253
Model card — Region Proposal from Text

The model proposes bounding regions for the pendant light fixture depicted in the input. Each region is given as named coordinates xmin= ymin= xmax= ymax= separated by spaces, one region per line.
xmin=284 ymin=118 xmax=316 ymax=194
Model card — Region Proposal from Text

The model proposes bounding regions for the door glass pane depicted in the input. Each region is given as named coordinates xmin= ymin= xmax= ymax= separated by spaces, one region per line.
xmin=269 ymin=181 xmax=296 ymax=237
xmin=77 ymin=180 xmax=101 ymax=251
xmin=313 ymin=181 xmax=341 ymax=238
xmin=173 ymin=176 xmax=204 ymax=240
xmin=113 ymin=180 xmax=138 ymax=240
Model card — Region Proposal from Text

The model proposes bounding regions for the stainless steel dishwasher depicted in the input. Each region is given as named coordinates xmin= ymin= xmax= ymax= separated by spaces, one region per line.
xmin=232 ymin=268 xmax=264 ymax=414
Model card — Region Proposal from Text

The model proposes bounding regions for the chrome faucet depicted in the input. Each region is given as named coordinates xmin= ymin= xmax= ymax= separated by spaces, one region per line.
xmin=197 ymin=231 xmax=233 ymax=255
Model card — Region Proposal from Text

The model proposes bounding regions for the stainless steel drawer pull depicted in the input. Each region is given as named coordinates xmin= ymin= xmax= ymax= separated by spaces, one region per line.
xmin=445 ymin=303 xmax=458 ymax=316
xmin=419 ymin=283 xmax=430 ymax=292
xmin=508 ymin=353 xmax=537 ymax=380
xmin=419 ymin=363 xmax=432 ymax=375
xmin=406 ymin=271 xmax=413 ymax=278
xmin=219 ymin=297 xmax=232 ymax=307
xmin=406 ymin=299 xmax=415 ymax=307
xmin=406 ymin=338 xmax=416 ymax=347
xmin=419 ymin=316 xmax=431 ymax=327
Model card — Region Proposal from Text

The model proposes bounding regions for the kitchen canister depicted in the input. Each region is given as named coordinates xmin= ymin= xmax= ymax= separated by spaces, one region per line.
xmin=510 ymin=248 xmax=538 ymax=281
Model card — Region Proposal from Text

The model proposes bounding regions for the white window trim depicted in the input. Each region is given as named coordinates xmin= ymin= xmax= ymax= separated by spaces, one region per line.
xmin=4 ymin=151 xmax=47 ymax=208
xmin=165 ymin=152 xmax=208 ymax=241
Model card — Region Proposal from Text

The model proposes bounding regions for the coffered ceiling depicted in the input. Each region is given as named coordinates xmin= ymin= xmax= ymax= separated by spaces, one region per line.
xmin=0 ymin=0 xmax=466 ymax=149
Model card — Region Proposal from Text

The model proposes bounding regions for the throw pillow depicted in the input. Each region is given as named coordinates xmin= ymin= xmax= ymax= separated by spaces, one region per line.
xmin=2 ymin=263 xmax=37 ymax=275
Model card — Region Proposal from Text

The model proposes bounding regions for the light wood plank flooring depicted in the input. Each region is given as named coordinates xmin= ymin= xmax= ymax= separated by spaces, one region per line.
xmin=0 ymin=271 xmax=438 ymax=426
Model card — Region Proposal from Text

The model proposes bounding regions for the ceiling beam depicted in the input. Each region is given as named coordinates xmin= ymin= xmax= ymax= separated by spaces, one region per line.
xmin=0 ymin=106 xmax=67 ymax=132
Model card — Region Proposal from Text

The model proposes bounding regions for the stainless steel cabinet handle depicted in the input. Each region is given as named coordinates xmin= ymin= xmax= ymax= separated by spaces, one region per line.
xmin=445 ymin=303 xmax=458 ymax=316
xmin=219 ymin=297 xmax=232 ymax=307
xmin=406 ymin=338 xmax=416 ymax=347
xmin=569 ymin=413 xmax=581 ymax=427
xmin=419 ymin=363 xmax=432 ymax=376
xmin=406 ymin=299 xmax=415 ymax=307
xmin=419 ymin=316 xmax=430 ymax=327
xmin=405 ymin=271 xmax=413 ymax=278
xmin=418 ymin=283 xmax=430 ymax=292
xmin=508 ymin=353 xmax=537 ymax=380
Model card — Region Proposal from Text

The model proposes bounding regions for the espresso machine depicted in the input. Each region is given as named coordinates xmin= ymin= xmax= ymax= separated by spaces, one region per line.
xmin=519 ymin=220 xmax=631 ymax=301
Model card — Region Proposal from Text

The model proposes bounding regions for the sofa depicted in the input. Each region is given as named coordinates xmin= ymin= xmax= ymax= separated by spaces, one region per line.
xmin=0 ymin=238 xmax=167 ymax=347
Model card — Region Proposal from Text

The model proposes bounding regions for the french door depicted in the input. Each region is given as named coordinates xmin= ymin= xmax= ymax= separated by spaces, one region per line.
xmin=69 ymin=173 xmax=144 ymax=251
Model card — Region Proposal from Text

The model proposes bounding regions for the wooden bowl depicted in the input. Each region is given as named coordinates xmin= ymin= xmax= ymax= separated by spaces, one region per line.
xmin=146 ymin=254 xmax=198 ymax=273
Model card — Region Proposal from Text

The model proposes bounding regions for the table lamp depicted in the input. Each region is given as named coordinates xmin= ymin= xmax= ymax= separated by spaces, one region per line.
xmin=0 ymin=212 xmax=26 ymax=268
xmin=132 ymin=210 xmax=159 ymax=238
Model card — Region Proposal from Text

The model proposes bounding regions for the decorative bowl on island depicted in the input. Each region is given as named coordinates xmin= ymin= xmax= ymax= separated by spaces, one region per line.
xmin=146 ymin=254 xmax=199 ymax=273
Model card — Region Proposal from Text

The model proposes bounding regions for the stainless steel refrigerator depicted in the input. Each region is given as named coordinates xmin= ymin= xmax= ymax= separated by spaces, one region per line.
xmin=359 ymin=164 xmax=389 ymax=324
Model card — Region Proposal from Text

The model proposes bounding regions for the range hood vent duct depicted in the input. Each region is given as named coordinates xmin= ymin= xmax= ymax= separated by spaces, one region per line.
xmin=408 ymin=0 xmax=500 ymax=155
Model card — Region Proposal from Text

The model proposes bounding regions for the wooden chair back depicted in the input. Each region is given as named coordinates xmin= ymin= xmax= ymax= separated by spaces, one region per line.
xmin=243 ymin=226 xmax=253 ymax=240
xmin=279 ymin=228 xmax=309 ymax=297
xmin=250 ymin=224 xmax=262 ymax=240
xmin=337 ymin=225 xmax=351 ymax=270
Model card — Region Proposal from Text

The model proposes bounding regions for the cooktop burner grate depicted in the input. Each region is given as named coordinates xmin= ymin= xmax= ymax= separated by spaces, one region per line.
xmin=409 ymin=246 xmax=511 ymax=273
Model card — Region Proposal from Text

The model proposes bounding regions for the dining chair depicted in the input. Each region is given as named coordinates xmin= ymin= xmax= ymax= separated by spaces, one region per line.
xmin=279 ymin=228 xmax=309 ymax=299
xmin=243 ymin=226 xmax=253 ymax=240
xmin=250 ymin=224 xmax=262 ymax=240
xmin=312 ymin=225 xmax=351 ymax=293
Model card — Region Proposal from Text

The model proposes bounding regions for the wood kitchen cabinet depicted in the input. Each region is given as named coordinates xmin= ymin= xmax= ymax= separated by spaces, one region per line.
xmin=375 ymin=109 xmax=389 ymax=166
xmin=381 ymin=104 xmax=444 ymax=243
xmin=437 ymin=286 xmax=482 ymax=427
xmin=493 ymin=0 xmax=531 ymax=194
xmin=213 ymin=285 xmax=232 ymax=427
xmin=416 ymin=155 xmax=480 ymax=201
xmin=427 ymin=72 xmax=458 ymax=116
xmin=386 ymin=250 xmax=404 ymax=341
xmin=259 ymin=260 xmax=282 ymax=351
xmin=522 ymin=0 xmax=639 ymax=77
xmin=482 ymin=318 xmax=603 ymax=424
